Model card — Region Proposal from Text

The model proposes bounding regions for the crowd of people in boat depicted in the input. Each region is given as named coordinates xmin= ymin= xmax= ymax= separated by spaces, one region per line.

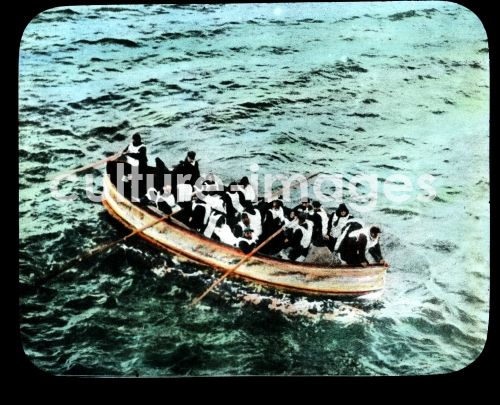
xmin=106 ymin=134 xmax=388 ymax=267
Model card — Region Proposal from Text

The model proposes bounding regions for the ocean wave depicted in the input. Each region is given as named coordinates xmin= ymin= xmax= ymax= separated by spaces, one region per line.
xmin=73 ymin=38 xmax=141 ymax=48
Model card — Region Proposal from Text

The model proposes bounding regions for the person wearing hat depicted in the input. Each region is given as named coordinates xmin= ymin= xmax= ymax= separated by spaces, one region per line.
xmin=173 ymin=150 xmax=201 ymax=187
xmin=235 ymin=227 xmax=257 ymax=254
xmin=292 ymin=196 xmax=313 ymax=217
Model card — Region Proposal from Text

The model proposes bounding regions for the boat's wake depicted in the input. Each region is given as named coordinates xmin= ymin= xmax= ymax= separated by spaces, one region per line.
xmin=150 ymin=259 xmax=384 ymax=323
xmin=239 ymin=293 xmax=373 ymax=324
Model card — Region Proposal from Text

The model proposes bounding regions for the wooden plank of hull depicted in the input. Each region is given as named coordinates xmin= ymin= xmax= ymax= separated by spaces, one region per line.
xmin=102 ymin=175 xmax=386 ymax=297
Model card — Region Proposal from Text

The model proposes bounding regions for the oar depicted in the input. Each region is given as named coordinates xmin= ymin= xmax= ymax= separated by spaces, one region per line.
xmin=190 ymin=227 xmax=285 ymax=308
xmin=189 ymin=171 xmax=320 ymax=307
xmin=47 ymin=151 xmax=123 ymax=181
xmin=33 ymin=208 xmax=182 ymax=287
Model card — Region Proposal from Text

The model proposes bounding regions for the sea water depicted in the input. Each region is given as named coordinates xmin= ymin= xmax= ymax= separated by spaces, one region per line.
xmin=19 ymin=2 xmax=489 ymax=376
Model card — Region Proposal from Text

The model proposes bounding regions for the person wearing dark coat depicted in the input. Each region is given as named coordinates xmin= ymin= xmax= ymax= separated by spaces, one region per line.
xmin=153 ymin=157 xmax=172 ymax=191
xmin=292 ymin=197 xmax=312 ymax=216
xmin=326 ymin=203 xmax=353 ymax=252
xmin=309 ymin=201 xmax=329 ymax=247
xmin=237 ymin=228 xmax=257 ymax=254
xmin=259 ymin=199 xmax=286 ymax=255
xmin=173 ymin=151 xmax=201 ymax=187
xmin=171 ymin=151 xmax=200 ymax=224
xmin=107 ymin=133 xmax=148 ymax=201
xmin=336 ymin=225 xmax=387 ymax=267
xmin=222 ymin=182 xmax=246 ymax=227
xmin=286 ymin=211 xmax=313 ymax=262
xmin=189 ymin=195 xmax=210 ymax=232
xmin=122 ymin=133 xmax=148 ymax=173
xmin=233 ymin=212 xmax=251 ymax=238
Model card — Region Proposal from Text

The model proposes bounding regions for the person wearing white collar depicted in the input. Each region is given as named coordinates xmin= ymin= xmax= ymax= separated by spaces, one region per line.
xmin=337 ymin=225 xmax=387 ymax=267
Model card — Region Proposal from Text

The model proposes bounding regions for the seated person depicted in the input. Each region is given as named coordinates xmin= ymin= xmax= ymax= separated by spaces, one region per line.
xmin=243 ymin=202 xmax=262 ymax=239
xmin=213 ymin=217 xmax=240 ymax=247
xmin=173 ymin=151 xmax=201 ymax=187
xmin=238 ymin=176 xmax=256 ymax=204
xmin=281 ymin=212 xmax=313 ymax=262
xmin=233 ymin=212 xmax=251 ymax=238
xmin=144 ymin=184 xmax=180 ymax=215
xmin=189 ymin=195 xmax=211 ymax=232
xmin=327 ymin=203 xmax=353 ymax=252
xmin=336 ymin=225 xmax=387 ymax=267
xmin=235 ymin=227 xmax=257 ymax=254
xmin=310 ymin=201 xmax=329 ymax=247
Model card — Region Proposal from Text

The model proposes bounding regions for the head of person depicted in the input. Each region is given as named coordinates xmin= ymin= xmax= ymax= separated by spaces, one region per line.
xmin=272 ymin=199 xmax=282 ymax=210
xmin=243 ymin=227 xmax=253 ymax=240
xmin=337 ymin=203 xmax=349 ymax=217
xmin=132 ymin=133 xmax=142 ymax=146
xmin=215 ymin=215 xmax=226 ymax=228
xmin=297 ymin=211 xmax=307 ymax=223
xmin=370 ymin=226 xmax=381 ymax=240
xmin=300 ymin=197 xmax=310 ymax=208
xmin=240 ymin=176 xmax=249 ymax=187
xmin=312 ymin=201 xmax=321 ymax=212
xmin=241 ymin=212 xmax=250 ymax=226
xmin=187 ymin=151 xmax=196 ymax=163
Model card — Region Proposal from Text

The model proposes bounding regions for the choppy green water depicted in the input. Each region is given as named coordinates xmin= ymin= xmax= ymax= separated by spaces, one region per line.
xmin=19 ymin=2 xmax=489 ymax=376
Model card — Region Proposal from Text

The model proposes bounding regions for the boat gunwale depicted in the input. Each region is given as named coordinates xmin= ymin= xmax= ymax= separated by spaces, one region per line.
xmin=102 ymin=174 xmax=384 ymax=274
xmin=102 ymin=199 xmax=383 ymax=296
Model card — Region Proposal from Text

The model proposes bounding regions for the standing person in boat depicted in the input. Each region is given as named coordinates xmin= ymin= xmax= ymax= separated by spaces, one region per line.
xmin=107 ymin=133 xmax=148 ymax=200
xmin=326 ymin=203 xmax=353 ymax=252
xmin=122 ymin=133 xmax=148 ymax=175
xmin=336 ymin=225 xmax=387 ymax=267
xmin=171 ymin=151 xmax=200 ymax=224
